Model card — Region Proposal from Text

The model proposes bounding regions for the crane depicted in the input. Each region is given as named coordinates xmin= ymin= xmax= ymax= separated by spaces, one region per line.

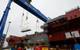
xmin=0 ymin=0 xmax=48 ymax=41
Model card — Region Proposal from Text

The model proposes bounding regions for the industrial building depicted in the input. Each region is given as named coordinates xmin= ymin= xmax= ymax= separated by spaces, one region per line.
xmin=43 ymin=8 xmax=80 ymax=49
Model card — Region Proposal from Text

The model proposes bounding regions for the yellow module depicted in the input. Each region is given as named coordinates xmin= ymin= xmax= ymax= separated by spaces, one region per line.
xmin=42 ymin=47 xmax=48 ymax=50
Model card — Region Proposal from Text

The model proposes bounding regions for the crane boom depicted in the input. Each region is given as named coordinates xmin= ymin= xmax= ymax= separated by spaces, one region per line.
xmin=0 ymin=0 xmax=12 ymax=37
xmin=13 ymin=0 xmax=48 ymax=22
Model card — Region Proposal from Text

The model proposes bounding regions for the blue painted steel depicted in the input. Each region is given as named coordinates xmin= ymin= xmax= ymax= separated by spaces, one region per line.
xmin=11 ymin=47 xmax=15 ymax=50
xmin=13 ymin=0 xmax=48 ymax=22
xmin=73 ymin=43 xmax=80 ymax=50
xmin=0 ymin=0 xmax=12 ymax=37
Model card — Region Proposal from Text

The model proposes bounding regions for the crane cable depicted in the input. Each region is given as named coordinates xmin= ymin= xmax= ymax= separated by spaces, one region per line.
xmin=35 ymin=19 xmax=39 ymax=33
xmin=21 ymin=10 xmax=31 ymax=32
xmin=2 ymin=21 xmax=11 ymax=47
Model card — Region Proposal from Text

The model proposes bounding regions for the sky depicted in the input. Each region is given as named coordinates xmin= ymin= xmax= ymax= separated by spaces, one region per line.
xmin=0 ymin=0 xmax=80 ymax=47
xmin=0 ymin=0 xmax=80 ymax=37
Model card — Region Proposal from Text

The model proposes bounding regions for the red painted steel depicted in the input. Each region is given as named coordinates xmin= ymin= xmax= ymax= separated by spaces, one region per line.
xmin=65 ymin=8 xmax=80 ymax=20
xmin=48 ymin=32 xmax=66 ymax=41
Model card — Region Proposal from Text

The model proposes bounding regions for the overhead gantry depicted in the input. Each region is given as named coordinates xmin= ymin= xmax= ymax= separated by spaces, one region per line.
xmin=0 ymin=0 xmax=48 ymax=38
